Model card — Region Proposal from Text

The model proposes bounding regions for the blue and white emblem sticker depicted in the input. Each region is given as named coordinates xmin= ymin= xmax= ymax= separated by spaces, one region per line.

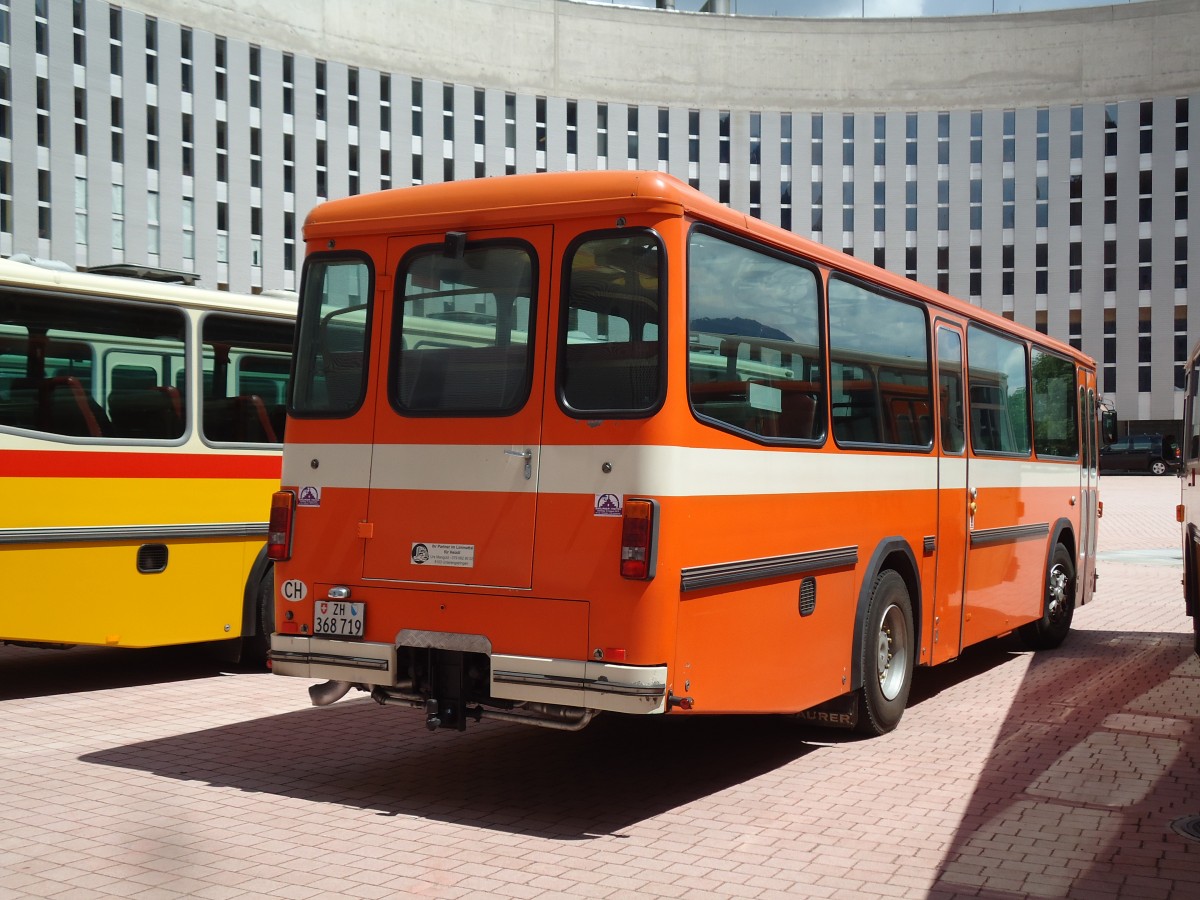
xmin=595 ymin=493 xmax=622 ymax=517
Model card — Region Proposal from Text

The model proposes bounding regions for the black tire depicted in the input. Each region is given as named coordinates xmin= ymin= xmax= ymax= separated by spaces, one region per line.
xmin=237 ymin=568 xmax=274 ymax=668
xmin=1018 ymin=543 xmax=1075 ymax=650
xmin=854 ymin=570 xmax=915 ymax=736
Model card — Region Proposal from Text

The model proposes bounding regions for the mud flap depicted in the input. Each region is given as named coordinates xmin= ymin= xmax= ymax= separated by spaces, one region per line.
xmin=795 ymin=692 xmax=859 ymax=729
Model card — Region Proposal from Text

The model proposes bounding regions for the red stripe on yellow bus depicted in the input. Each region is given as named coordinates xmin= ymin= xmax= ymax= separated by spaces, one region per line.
xmin=1 ymin=449 xmax=281 ymax=480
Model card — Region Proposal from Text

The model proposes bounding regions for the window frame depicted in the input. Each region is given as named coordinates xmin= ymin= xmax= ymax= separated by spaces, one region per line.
xmin=827 ymin=271 xmax=934 ymax=453
xmin=685 ymin=222 xmax=827 ymax=448
xmin=1030 ymin=345 xmax=1080 ymax=461
xmin=556 ymin=227 xmax=667 ymax=420
xmin=0 ymin=285 xmax=190 ymax=446
xmin=966 ymin=323 xmax=1032 ymax=459
xmin=288 ymin=249 xmax=375 ymax=420
xmin=388 ymin=237 xmax=538 ymax=419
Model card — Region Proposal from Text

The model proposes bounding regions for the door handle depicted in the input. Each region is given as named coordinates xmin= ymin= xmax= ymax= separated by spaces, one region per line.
xmin=505 ymin=448 xmax=533 ymax=480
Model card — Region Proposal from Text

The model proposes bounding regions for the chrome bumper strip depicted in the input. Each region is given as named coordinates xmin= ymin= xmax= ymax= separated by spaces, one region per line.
xmin=492 ymin=669 xmax=666 ymax=698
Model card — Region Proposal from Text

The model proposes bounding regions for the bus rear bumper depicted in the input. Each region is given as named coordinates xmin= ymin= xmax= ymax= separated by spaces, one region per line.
xmin=270 ymin=634 xmax=397 ymax=686
xmin=491 ymin=654 xmax=669 ymax=715
xmin=269 ymin=634 xmax=669 ymax=715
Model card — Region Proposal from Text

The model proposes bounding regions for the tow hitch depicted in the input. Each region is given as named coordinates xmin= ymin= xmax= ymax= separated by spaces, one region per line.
xmin=424 ymin=697 xmax=483 ymax=731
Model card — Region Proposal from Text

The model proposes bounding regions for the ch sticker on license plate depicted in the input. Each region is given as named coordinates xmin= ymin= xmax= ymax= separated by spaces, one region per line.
xmin=313 ymin=599 xmax=365 ymax=638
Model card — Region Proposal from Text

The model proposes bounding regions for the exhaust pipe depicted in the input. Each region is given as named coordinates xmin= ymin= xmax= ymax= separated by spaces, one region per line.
xmin=308 ymin=679 xmax=354 ymax=706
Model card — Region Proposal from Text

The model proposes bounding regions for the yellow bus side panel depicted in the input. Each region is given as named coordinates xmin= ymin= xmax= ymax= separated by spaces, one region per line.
xmin=0 ymin=540 xmax=249 ymax=647
xmin=1 ymin=475 xmax=275 ymax=647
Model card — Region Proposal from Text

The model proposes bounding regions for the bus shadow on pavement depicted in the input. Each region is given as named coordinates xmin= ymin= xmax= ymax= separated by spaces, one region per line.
xmin=75 ymin=635 xmax=1037 ymax=838
xmin=0 ymin=642 xmax=247 ymax=701
xmin=79 ymin=700 xmax=826 ymax=839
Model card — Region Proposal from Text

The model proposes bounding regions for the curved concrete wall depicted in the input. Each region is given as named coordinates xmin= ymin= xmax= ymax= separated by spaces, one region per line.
xmin=118 ymin=0 xmax=1200 ymax=110
xmin=7 ymin=0 xmax=1198 ymax=426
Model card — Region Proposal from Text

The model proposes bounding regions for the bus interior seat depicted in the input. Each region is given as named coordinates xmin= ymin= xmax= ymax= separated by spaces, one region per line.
xmin=0 ymin=381 xmax=39 ymax=430
xmin=917 ymin=414 xmax=933 ymax=445
xmin=322 ymin=350 xmax=364 ymax=410
xmin=689 ymin=380 xmax=818 ymax=440
xmin=108 ymin=386 xmax=183 ymax=439
xmin=235 ymin=394 xmax=278 ymax=442
xmin=562 ymin=342 xmax=660 ymax=410
xmin=833 ymin=401 xmax=880 ymax=443
xmin=203 ymin=394 xmax=278 ymax=443
xmin=39 ymin=376 xmax=106 ymax=437
xmin=397 ymin=346 xmax=528 ymax=412
xmin=778 ymin=389 xmax=818 ymax=439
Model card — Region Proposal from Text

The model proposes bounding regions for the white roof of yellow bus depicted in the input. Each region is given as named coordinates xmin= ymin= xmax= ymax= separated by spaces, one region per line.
xmin=0 ymin=256 xmax=297 ymax=319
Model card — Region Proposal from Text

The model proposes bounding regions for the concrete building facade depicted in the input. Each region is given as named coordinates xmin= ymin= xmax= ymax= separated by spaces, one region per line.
xmin=2 ymin=0 xmax=1198 ymax=429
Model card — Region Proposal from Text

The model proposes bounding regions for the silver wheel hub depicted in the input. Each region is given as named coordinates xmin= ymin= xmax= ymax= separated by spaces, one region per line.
xmin=1047 ymin=564 xmax=1070 ymax=623
xmin=876 ymin=602 xmax=909 ymax=701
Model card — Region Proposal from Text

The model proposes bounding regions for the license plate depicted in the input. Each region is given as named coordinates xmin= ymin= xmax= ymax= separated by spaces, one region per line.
xmin=313 ymin=600 xmax=365 ymax=638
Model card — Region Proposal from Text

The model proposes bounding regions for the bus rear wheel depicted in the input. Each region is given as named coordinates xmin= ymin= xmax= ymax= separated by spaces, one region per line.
xmin=854 ymin=570 xmax=915 ymax=736
xmin=236 ymin=569 xmax=274 ymax=668
xmin=1019 ymin=543 xmax=1075 ymax=650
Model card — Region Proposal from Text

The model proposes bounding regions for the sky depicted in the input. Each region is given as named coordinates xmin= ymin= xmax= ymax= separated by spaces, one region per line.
xmin=598 ymin=0 xmax=1147 ymax=17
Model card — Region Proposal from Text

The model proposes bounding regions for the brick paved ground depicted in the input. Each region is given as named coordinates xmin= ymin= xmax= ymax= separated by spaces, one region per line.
xmin=1 ymin=475 xmax=1197 ymax=899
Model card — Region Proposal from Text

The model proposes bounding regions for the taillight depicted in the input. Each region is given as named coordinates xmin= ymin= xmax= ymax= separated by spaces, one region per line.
xmin=620 ymin=499 xmax=659 ymax=580
xmin=267 ymin=490 xmax=296 ymax=561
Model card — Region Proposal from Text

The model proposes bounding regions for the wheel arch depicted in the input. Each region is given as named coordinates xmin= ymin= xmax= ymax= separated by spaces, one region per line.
xmin=241 ymin=544 xmax=274 ymax=639
xmin=1185 ymin=524 xmax=1200 ymax=619
xmin=849 ymin=537 xmax=921 ymax=692
xmin=1047 ymin=518 xmax=1077 ymax=584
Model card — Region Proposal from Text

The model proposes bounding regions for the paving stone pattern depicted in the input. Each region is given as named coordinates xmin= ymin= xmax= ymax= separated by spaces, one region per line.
xmin=0 ymin=475 xmax=1197 ymax=899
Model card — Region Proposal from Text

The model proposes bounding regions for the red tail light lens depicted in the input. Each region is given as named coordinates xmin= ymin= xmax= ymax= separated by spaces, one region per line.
xmin=267 ymin=490 xmax=296 ymax=561
xmin=620 ymin=499 xmax=658 ymax=580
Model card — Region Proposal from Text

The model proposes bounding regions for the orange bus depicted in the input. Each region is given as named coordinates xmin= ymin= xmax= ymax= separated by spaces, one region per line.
xmin=268 ymin=171 xmax=1100 ymax=734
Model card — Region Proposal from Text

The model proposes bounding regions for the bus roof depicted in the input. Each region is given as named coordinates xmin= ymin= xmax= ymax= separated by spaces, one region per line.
xmin=304 ymin=170 xmax=1091 ymax=366
xmin=0 ymin=255 xmax=297 ymax=320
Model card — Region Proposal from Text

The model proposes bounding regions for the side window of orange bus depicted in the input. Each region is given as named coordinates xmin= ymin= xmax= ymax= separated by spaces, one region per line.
xmin=1030 ymin=347 xmax=1079 ymax=459
xmin=559 ymin=232 xmax=664 ymax=416
xmin=828 ymin=276 xmax=932 ymax=448
xmin=291 ymin=255 xmax=372 ymax=417
xmin=967 ymin=326 xmax=1031 ymax=456
xmin=687 ymin=228 xmax=824 ymax=442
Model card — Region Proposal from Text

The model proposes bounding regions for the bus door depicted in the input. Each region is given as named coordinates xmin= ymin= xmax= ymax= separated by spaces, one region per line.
xmin=932 ymin=323 xmax=968 ymax=664
xmin=361 ymin=228 xmax=553 ymax=589
xmin=1077 ymin=375 xmax=1099 ymax=604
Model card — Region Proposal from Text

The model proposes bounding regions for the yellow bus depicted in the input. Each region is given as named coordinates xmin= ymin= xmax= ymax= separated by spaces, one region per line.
xmin=0 ymin=256 xmax=295 ymax=663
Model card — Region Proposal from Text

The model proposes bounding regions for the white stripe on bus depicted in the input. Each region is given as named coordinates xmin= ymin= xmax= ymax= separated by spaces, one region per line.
xmin=283 ymin=443 xmax=1082 ymax=497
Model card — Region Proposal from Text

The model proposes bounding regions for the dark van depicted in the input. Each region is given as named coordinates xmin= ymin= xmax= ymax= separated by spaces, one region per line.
xmin=1099 ymin=433 xmax=1181 ymax=475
